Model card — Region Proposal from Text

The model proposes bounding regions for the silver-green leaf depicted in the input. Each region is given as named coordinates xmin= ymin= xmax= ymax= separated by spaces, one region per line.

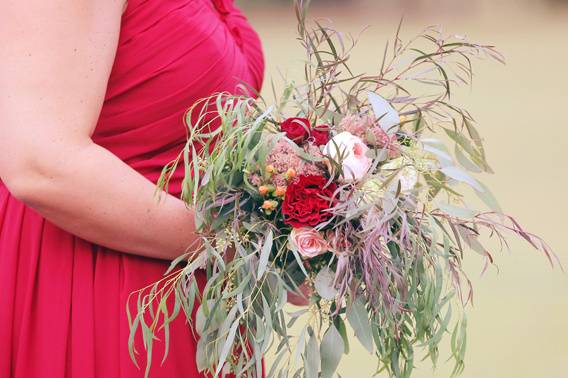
xmin=257 ymin=230 xmax=274 ymax=279
xmin=305 ymin=328 xmax=321 ymax=378
xmin=320 ymin=325 xmax=344 ymax=378
xmin=346 ymin=297 xmax=373 ymax=354
xmin=314 ymin=267 xmax=338 ymax=300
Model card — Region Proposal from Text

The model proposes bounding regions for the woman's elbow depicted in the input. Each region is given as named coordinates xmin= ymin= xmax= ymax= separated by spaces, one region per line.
xmin=0 ymin=135 xmax=92 ymax=205
xmin=0 ymin=157 xmax=56 ymax=205
xmin=2 ymin=170 xmax=38 ymax=204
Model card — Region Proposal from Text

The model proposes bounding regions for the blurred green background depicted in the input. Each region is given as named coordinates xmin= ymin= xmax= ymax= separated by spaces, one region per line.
xmin=238 ymin=0 xmax=568 ymax=377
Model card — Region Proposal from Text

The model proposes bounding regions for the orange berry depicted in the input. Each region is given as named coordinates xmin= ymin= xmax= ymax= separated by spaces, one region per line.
xmin=265 ymin=164 xmax=276 ymax=174
xmin=259 ymin=185 xmax=269 ymax=196
xmin=286 ymin=168 xmax=296 ymax=179
xmin=261 ymin=200 xmax=278 ymax=211
xmin=274 ymin=186 xmax=287 ymax=197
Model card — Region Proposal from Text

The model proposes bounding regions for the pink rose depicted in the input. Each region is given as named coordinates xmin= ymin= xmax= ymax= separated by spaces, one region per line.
xmin=289 ymin=227 xmax=330 ymax=259
xmin=323 ymin=131 xmax=372 ymax=182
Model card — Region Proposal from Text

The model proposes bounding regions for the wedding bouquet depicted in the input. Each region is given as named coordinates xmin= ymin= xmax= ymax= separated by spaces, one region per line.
xmin=129 ymin=4 xmax=556 ymax=378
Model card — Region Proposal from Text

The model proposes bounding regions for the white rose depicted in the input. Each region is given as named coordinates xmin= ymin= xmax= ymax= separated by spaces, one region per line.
xmin=324 ymin=131 xmax=372 ymax=182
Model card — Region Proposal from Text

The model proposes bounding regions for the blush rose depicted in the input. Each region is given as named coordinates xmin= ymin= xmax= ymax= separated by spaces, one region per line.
xmin=323 ymin=131 xmax=372 ymax=182
xmin=289 ymin=227 xmax=330 ymax=259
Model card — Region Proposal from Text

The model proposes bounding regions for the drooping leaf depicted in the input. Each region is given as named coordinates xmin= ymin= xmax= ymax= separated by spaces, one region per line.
xmin=320 ymin=324 xmax=345 ymax=378
xmin=474 ymin=181 xmax=503 ymax=213
xmin=257 ymin=230 xmax=274 ymax=279
xmin=215 ymin=319 xmax=240 ymax=376
xmin=305 ymin=328 xmax=321 ymax=378
xmin=314 ymin=267 xmax=338 ymax=300
xmin=346 ymin=297 xmax=374 ymax=353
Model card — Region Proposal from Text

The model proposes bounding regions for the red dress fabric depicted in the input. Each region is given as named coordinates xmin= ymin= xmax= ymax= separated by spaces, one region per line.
xmin=0 ymin=0 xmax=264 ymax=377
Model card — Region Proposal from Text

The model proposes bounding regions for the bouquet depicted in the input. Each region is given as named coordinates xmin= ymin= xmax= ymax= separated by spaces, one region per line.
xmin=129 ymin=3 xmax=557 ymax=377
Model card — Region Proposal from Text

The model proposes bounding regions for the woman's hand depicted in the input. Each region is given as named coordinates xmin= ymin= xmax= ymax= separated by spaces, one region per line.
xmin=0 ymin=0 xmax=199 ymax=261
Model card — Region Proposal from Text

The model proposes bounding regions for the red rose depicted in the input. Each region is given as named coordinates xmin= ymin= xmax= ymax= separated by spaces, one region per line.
xmin=280 ymin=118 xmax=311 ymax=143
xmin=282 ymin=175 xmax=337 ymax=227
xmin=311 ymin=125 xmax=330 ymax=146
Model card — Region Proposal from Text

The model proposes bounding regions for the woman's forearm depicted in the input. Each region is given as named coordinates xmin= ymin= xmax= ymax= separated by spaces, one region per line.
xmin=6 ymin=141 xmax=199 ymax=260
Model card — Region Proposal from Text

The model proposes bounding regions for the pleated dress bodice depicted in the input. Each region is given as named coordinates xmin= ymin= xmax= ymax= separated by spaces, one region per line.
xmin=95 ymin=0 xmax=264 ymax=195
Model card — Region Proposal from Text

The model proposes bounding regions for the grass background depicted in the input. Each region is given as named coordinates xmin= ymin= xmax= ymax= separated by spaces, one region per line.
xmin=238 ymin=0 xmax=568 ymax=376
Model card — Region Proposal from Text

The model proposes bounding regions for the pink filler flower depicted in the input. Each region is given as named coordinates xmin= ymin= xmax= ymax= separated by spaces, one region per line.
xmin=339 ymin=114 xmax=399 ymax=158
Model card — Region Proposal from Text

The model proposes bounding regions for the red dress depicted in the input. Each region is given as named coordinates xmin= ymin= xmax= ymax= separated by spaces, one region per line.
xmin=0 ymin=0 xmax=264 ymax=377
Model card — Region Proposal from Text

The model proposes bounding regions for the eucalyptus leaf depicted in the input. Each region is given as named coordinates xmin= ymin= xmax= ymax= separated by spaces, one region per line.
xmin=215 ymin=319 xmax=240 ymax=376
xmin=455 ymin=144 xmax=482 ymax=173
xmin=320 ymin=325 xmax=344 ymax=378
xmin=195 ymin=337 xmax=208 ymax=372
xmin=305 ymin=328 xmax=321 ymax=378
xmin=257 ymin=230 xmax=274 ymax=279
xmin=293 ymin=327 xmax=308 ymax=365
xmin=368 ymin=92 xmax=400 ymax=135
xmin=314 ymin=267 xmax=338 ymax=300
xmin=334 ymin=317 xmax=350 ymax=354
xmin=474 ymin=181 xmax=503 ymax=213
xmin=346 ymin=297 xmax=374 ymax=353
xmin=437 ymin=202 xmax=478 ymax=219
xmin=422 ymin=144 xmax=453 ymax=167
xmin=195 ymin=300 xmax=224 ymax=336
xmin=441 ymin=166 xmax=483 ymax=192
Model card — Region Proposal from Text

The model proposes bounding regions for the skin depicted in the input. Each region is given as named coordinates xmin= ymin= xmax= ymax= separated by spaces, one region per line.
xmin=0 ymin=0 xmax=199 ymax=260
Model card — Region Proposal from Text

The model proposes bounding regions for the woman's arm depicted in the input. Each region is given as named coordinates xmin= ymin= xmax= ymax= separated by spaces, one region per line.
xmin=0 ymin=0 xmax=200 ymax=260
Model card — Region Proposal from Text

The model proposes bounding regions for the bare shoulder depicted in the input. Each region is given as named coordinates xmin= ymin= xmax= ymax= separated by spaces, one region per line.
xmin=0 ymin=0 xmax=127 ymax=183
